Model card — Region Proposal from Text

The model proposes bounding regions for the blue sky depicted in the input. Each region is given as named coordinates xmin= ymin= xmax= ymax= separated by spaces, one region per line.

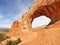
xmin=0 ymin=0 xmax=51 ymax=28
xmin=0 ymin=0 xmax=34 ymax=28
xmin=32 ymin=16 xmax=51 ymax=28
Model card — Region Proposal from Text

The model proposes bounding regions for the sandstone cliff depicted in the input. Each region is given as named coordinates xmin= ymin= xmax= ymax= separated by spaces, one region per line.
xmin=6 ymin=20 xmax=60 ymax=45
xmin=1 ymin=0 xmax=60 ymax=45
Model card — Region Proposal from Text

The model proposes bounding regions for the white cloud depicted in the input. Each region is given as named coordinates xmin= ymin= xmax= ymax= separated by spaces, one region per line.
xmin=0 ymin=19 xmax=13 ymax=28
xmin=4 ymin=20 xmax=11 ymax=22
xmin=0 ymin=15 xmax=4 ymax=18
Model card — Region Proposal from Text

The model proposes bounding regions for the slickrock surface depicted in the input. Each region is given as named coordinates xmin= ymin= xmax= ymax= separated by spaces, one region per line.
xmin=6 ymin=20 xmax=60 ymax=45
xmin=7 ymin=0 xmax=60 ymax=38
xmin=17 ymin=20 xmax=60 ymax=45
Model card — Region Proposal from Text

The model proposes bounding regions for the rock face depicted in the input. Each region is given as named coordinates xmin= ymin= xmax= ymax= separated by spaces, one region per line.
xmin=6 ymin=0 xmax=60 ymax=45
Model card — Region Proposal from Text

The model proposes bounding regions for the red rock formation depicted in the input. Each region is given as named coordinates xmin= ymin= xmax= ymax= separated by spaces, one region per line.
xmin=22 ymin=0 xmax=60 ymax=25
xmin=6 ymin=0 xmax=60 ymax=45
xmin=7 ymin=0 xmax=60 ymax=38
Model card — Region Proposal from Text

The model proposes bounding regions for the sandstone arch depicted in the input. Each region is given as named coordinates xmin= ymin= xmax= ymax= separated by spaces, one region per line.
xmin=22 ymin=0 xmax=60 ymax=26
xmin=6 ymin=0 xmax=60 ymax=39
xmin=5 ymin=0 xmax=60 ymax=45
xmin=7 ymin=0 xmax=60 ymax=36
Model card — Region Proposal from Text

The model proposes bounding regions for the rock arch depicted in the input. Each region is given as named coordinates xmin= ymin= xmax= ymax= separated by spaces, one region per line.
xmin=21 ymin=0 xmax=60 ymax=28
xmin=7 ymin=0 xmax=60 ymax=36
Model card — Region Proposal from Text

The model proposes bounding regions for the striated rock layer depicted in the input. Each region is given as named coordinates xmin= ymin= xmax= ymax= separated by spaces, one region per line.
xmin=6 ymin=0 xmax=60 ymax=45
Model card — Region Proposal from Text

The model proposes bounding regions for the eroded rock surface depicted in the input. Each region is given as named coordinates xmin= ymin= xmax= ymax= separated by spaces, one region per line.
xmin=4 ymin=0 xmax=60 ymax=45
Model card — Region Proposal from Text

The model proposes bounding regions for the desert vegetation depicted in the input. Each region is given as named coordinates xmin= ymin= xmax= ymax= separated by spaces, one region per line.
xmin=0 ymin=28 xmax=22 ymax=45
xmin=0 ymin=28 xmax=10 ymax=43
xmin=5 ymin=38 xmax=21 ymax=45
xmin=0 ymin=33 xmax=10 ymax=43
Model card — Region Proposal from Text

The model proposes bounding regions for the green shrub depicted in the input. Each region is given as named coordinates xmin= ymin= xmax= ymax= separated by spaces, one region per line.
xmin=0 ymin=33 xmax=10 ymax=43
xmin=5 ymin=40 xmax=16 ymax=45
xmin=5 ymin=38 xmax=21 ymax=45
xmin=15 ymin=38 xmax=21 ymax=44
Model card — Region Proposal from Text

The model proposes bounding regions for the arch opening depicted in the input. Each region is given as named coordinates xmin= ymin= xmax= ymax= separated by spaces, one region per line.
xmin=31 ymin=15 xmax=51 ymax=28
